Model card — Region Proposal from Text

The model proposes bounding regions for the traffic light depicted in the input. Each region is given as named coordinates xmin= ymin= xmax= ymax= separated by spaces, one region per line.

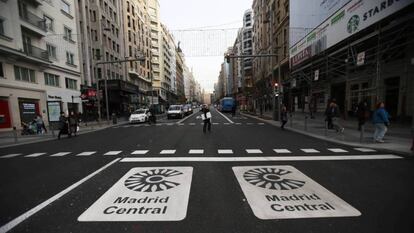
xmin=274 ymin=82 xmax=280 ymax=96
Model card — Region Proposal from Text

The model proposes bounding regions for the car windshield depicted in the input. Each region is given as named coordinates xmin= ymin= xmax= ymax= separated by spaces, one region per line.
xmin=169 ymin=106 xmax=181 ymax=111
xmin=133 ymin=110 xmax=146 ymax=114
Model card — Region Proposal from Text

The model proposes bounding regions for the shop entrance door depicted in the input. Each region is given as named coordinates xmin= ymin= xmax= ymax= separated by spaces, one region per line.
xmin=0 ymin=99 xmax=11 ymax=129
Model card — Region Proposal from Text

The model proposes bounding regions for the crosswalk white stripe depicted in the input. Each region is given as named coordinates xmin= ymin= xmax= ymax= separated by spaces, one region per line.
xmin=328 ymin=148 xmax=349 ymax=153
xmin=301 ymin=149 xmax=320 ymax=153
xmin=25 ymin=153 xmax=46 ymax=158
xmin=189 ymin=149 xmax=204 ymax=154
xmin=160 ymin=150 xmax=176 ymax=154
xmin=131 ymin=150 xmax=149 ymax=155
xmin=50 ymin=152 xmax=71 ymax=157
xmin=0 ymin=154 xmax=22 ymax=159
xmin=104 ymin=151 xmax=122 ymax=155
xmin=218 ymin=149 xmax=233 ymax=154
xmin=76 ymin=151 xmax=96 ymax=156
xmin=121 ymin=154 xmax=402 ymax=162
xmin=273 ymin=149 xmax=292 ymax=153
xmin=246 ymin=149 xmax=263 ymax=154
xmin=354 ymin=148 xmax=376 ymax=152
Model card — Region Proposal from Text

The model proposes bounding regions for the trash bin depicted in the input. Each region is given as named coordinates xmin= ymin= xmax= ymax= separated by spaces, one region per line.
xmin=112 ymin=113 xmax=117 ymax=124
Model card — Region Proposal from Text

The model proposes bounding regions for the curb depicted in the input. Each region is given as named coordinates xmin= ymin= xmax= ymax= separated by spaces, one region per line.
xmin=241 ymin=113 xmax=413 ymax=156
xmin=0 ymin=121 xmax=128 ymax=149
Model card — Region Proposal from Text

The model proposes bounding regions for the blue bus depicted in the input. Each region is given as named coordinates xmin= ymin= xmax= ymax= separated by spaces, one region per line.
xmin=219 ymin=97 xmax=236 ymax=112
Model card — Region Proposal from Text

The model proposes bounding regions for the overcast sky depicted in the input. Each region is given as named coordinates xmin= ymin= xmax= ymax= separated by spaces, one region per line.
xmin=159 ymin=0 xmax=253 ymax=93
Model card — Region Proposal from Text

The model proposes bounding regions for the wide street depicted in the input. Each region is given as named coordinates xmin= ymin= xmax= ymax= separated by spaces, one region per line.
xmin=0 ymin=107 xmax=413 ymax=233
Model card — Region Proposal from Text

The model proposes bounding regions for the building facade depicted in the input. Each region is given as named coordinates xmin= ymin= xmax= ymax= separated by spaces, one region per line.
xmin=0 ymin=0 xmax=82 ymax=130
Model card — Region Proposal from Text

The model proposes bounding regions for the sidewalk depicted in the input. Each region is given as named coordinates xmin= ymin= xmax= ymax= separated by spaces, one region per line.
xmin=0 ymin=119 xmax=128 ymax=148
xmin=242 ymin=111 xmax=414 ymax=155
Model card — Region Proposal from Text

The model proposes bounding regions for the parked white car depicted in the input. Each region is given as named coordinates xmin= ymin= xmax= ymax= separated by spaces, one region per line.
xmin=167 ymin=105 xmax=185 ymax=119
xmin=129 ymin=109 xmax=149 ymax=123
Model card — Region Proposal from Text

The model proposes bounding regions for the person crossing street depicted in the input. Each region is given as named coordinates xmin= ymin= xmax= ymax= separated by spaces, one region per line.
xmin=201 ymin=105 xmax=212 ymax=133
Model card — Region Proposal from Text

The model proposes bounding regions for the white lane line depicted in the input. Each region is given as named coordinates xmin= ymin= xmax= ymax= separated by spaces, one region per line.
xmin=50 ymin=152 xmax=71 ymax=157
xmin=160 ymin=150 xmax=176 ymax=154
xmin=104 ymin=151 xmax=122 ymax=156
xmin=246 ymin=149 xmax=263 ymax=154
xmin=215 ymin=109 xmax=234 ymax=124
xmin=0 ymin=158 xmax=120 ymax=233
xmin=131 ymin=150 xmax=149 ymax=155
xmin=301 ymin=149 xmax=320 ymax=153
xmin=354 ymin=148 xmax=376 ymax=152
xmin=24 ymin=153 xmax=46 ymax=158
xmin=76 ymin=151 xmax=96 ymax=156
xmin=328 ymin=148 xmax=349 ymax=153
xmin=189 ymin=149 xmax=204 ymax=154
xmin=273 ymin=149 xmax=292 ymax=154
xmin=177 ymin=113 xmax=195 ymax=124
xmin=0 ymin=154 xmax=22 ymax=159
xmin=218 ymin=149 xmax=233 ymax=154
xmin=120 ymin=154 xmax=402 ymax=162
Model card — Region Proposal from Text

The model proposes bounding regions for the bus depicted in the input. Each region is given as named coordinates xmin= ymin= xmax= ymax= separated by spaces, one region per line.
xmin=219 ymin=97 xmax=236 ymax=112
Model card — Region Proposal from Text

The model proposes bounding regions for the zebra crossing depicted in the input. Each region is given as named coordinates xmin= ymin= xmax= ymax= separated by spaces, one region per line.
xmin=0 ymin=147 xmax=384 ymax=159
xmin=113 ymin=122 xmax=267 ymax=128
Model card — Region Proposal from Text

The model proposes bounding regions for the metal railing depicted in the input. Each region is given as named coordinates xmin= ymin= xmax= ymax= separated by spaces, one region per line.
xmin=20 ymin=9 xmax=47 ymax=32
xmin=23 ymin=42 xmax=49 ymax=61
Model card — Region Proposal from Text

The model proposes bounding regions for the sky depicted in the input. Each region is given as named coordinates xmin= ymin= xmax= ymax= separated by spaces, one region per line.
xmin=158 ymin=0 xmax=253 ymax=94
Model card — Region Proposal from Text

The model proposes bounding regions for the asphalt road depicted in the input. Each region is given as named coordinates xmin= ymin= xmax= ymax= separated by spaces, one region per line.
xmin=0 ymin=107 xmax=413 ymax=233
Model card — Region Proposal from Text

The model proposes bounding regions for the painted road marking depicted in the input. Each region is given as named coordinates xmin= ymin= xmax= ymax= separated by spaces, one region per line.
xmin=177 ymin=113 xmax=194 ymax=124
xmin=218 ymin=149 xmax=233 ymax=154
xmin=50 ymin=152 xmax=71 ymax=157
xmin=258 ymin=123 xmax=265 ymax=125
xmin=215 ymin=109 xmax=234 ymax=124
xmin=104 ymin=151 xmax=123 ymax=156
xmin=328 ymin=148 xmax=348 ymax=153
xmin=233 ymin=166 xmax=361 ymax=219
xmin=120 ymin=155 xmax=401 ymax=162
xmin=177 ymin=123 xmax=184 ymax=126
xmin=301 ymin=149 xmax=320 ymax=153
xmin=24 ymin=153 xmax=46 ymax=158
xmin=189 ymin=149 xmax=204 ymax=154
xmin=246 ymin=149 xmax=263 ymax=154
xmin=167 ymin=123 xmax=174 ymax=126
xmin=189 ymin=123 xmax=196 ymax=126
xmin=0 ymin=154 xmax=22 ymax=159
xmin=273 ymin=149 xmax=292 ymax=154
xmin=76 ymin=151 xmax=97 ymax=156
xmin=78 ymin=167 xmax=193 ymax=222
xmin=354 ymin=148 xmax=376 ymax=152
xmin=235 ymin=123 xmax=242 ymax=125
xmin=0 ymin=158 xmax=120 ymax=233
xmin=160 ymin=150 xmax=176 ymax=155
xmin=131 ymin=150 xmax=149 ymax=155
xmin=212 ymin=123 xmax=219 ymax=125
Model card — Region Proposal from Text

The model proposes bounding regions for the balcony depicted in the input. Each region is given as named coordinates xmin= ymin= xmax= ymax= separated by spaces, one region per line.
xmin=23 ymin=42 xmax=49 ymax=61
xmin=20 ymin=9 xmax=47 ymax=36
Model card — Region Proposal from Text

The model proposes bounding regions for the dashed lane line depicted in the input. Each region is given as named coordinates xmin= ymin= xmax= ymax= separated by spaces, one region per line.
xmin=354 ymin=148 xmax=377 ymax=152
xmin=273 ymin=149 xmax=292 ymax=154
xmin=189 ymin=149 xmax=204 ymax=154
xmin=104 ymin=151 xmax=123 ymax=156
xmin=76 ymin=151 xmax=97 ymax=156
xmin=24 ymin=153 xmax=46 ymax=158
xmin=50 ymin=152 xmax=71 ymax=157
xmin=160 ymin=150 xmax=176 ymax=155
xmin=218 ymin=149 xmax=234 ymax=154
xmin=328 ymin=148 xmax=349 ymax=153
xmin=131 ymin=150 xmax=149 ymax=155
xmin=300 ymin=149 xmax=320 ymax=153
xmin=0 ymin=154 xmax=22 ymax=159
xmin=246 ymin=149 xmax=263 ymax=154
xmin=0 ymin=158 xmax=120 ymax=233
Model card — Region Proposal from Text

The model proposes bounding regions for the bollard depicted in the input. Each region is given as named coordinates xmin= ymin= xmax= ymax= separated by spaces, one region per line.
xmin=13 ymin=126 xmax=18 ymax=143
xmin=360 ymin=125 xmax=365 ymax=143
xmin=304 ymin=115 xmax=308 ymax=131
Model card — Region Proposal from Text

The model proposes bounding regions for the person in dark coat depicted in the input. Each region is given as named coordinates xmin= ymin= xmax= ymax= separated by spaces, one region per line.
xmin=201 ymin=105 xmax=211 ymax=133
xmin=325 ymin=101 xmax=334 ymax=129
xmin=57 ymin=112 xmax=68 ymax=140
xmin=357 ymin=100 xmax=369 ymax=131
xmin=280 ymin=105 xmax=288 ymax=130
xmin=68 ymin=111 xmax=78 ymax=137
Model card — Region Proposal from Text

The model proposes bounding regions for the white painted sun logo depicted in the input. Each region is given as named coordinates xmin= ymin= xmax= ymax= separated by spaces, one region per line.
xmin=243 ymin=168 xmax=306 ymax=190
xmin=124 ymin=169 xmax=183 ymax=192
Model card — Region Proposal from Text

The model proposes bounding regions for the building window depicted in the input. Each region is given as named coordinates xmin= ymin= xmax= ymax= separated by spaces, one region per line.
xmin=14 ymin=65 xmax=36 ymax=83
xmin=0 ymin=18 xmax=5 ymax=35
xmin=0 ymin=62 xmax=4 ymax=78
xmin=64 ymin=26 xmax=73 ymax=42
xmin=44 ymin=73 xmax=60 ymax=87
xmin=44 ymin=15 xmax=54 ymax=32
xmin=66 ymin=51 xmax=75 ymax=65
xmin=61 ymin=0 xmax=71 ymax=14
xmin=65 ymin=77 xmax=77 ymax=90
xmin=46 ymin=44 xmax=57 ymax=60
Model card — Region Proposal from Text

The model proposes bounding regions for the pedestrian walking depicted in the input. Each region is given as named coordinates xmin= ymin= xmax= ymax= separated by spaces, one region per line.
xmin=201 ymin=105 xmax=211 ymax=133
xmin=372 ymin=102 xmax=390 ymax=143
xmin=57 ymin=112 xmax=68 ymax=140
xmin=148 ymin=107 xmax=157 ymax=125
xmin=280 ymin=105 xmax=288 ymax=130
xmin=231 ymin=103 xmax=236 ymax=117
xmin=68 ymin=111 xmax=79 ymax=137
xmin=324 ymin=101 xmax=334 ymax=129
xmin=356 ymin=100 xmax=369 ymax=131
xmin=35 ymin=115 xmax=44 ymax=134
xmin=326 ymin=101 xmax=344 ymax=133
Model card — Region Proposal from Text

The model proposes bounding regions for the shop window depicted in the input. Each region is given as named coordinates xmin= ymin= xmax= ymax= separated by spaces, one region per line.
xmin=14 ymin=65 xmax=36 ymax=83
xmin=0 ymin=62 xmax=4 ymax=78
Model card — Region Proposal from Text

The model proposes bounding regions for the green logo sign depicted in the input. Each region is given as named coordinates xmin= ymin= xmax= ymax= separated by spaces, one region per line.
xmin=347 ymin=15 xmax=360 ymax=34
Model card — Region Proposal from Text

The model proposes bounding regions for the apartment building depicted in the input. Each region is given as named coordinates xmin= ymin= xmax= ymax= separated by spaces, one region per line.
xmin=0 ymin=0 xmax=81 ymax=130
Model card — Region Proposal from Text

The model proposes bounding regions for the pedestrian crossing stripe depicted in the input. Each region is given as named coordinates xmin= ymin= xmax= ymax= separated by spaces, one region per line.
xmin=131 ymin=150 xmax=149 ymax=155
xmin=218 ymin=149 xmax=234 ymax=154
xmin=104 ymin=151 xmax=122 ymax=156
xmin=246 ymin=149 xmax=263 ymax=154
xmin=273 ymin=149 xmax=292 ymax=154
xmin=328 ymin=148 xmax=349 ymax=153
xmin=300 ymin=149 xmax=320 ymax=153
xmin=0 ymin=153 xmax=21 ymax=158
xmin=25 ymin=153 xmax=46 ymax=158
xmin=50 ymin=152 xmax=71 ymax=157
xmin=354 ymin=148 xmax=376 ymax=152
xmin=77 ymin=151 xmax=97 ymax=156
xmin=160 ymin=150 xmax=176 ymax=154
xmin=189 ymin=149 xmax=204 ymax=154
